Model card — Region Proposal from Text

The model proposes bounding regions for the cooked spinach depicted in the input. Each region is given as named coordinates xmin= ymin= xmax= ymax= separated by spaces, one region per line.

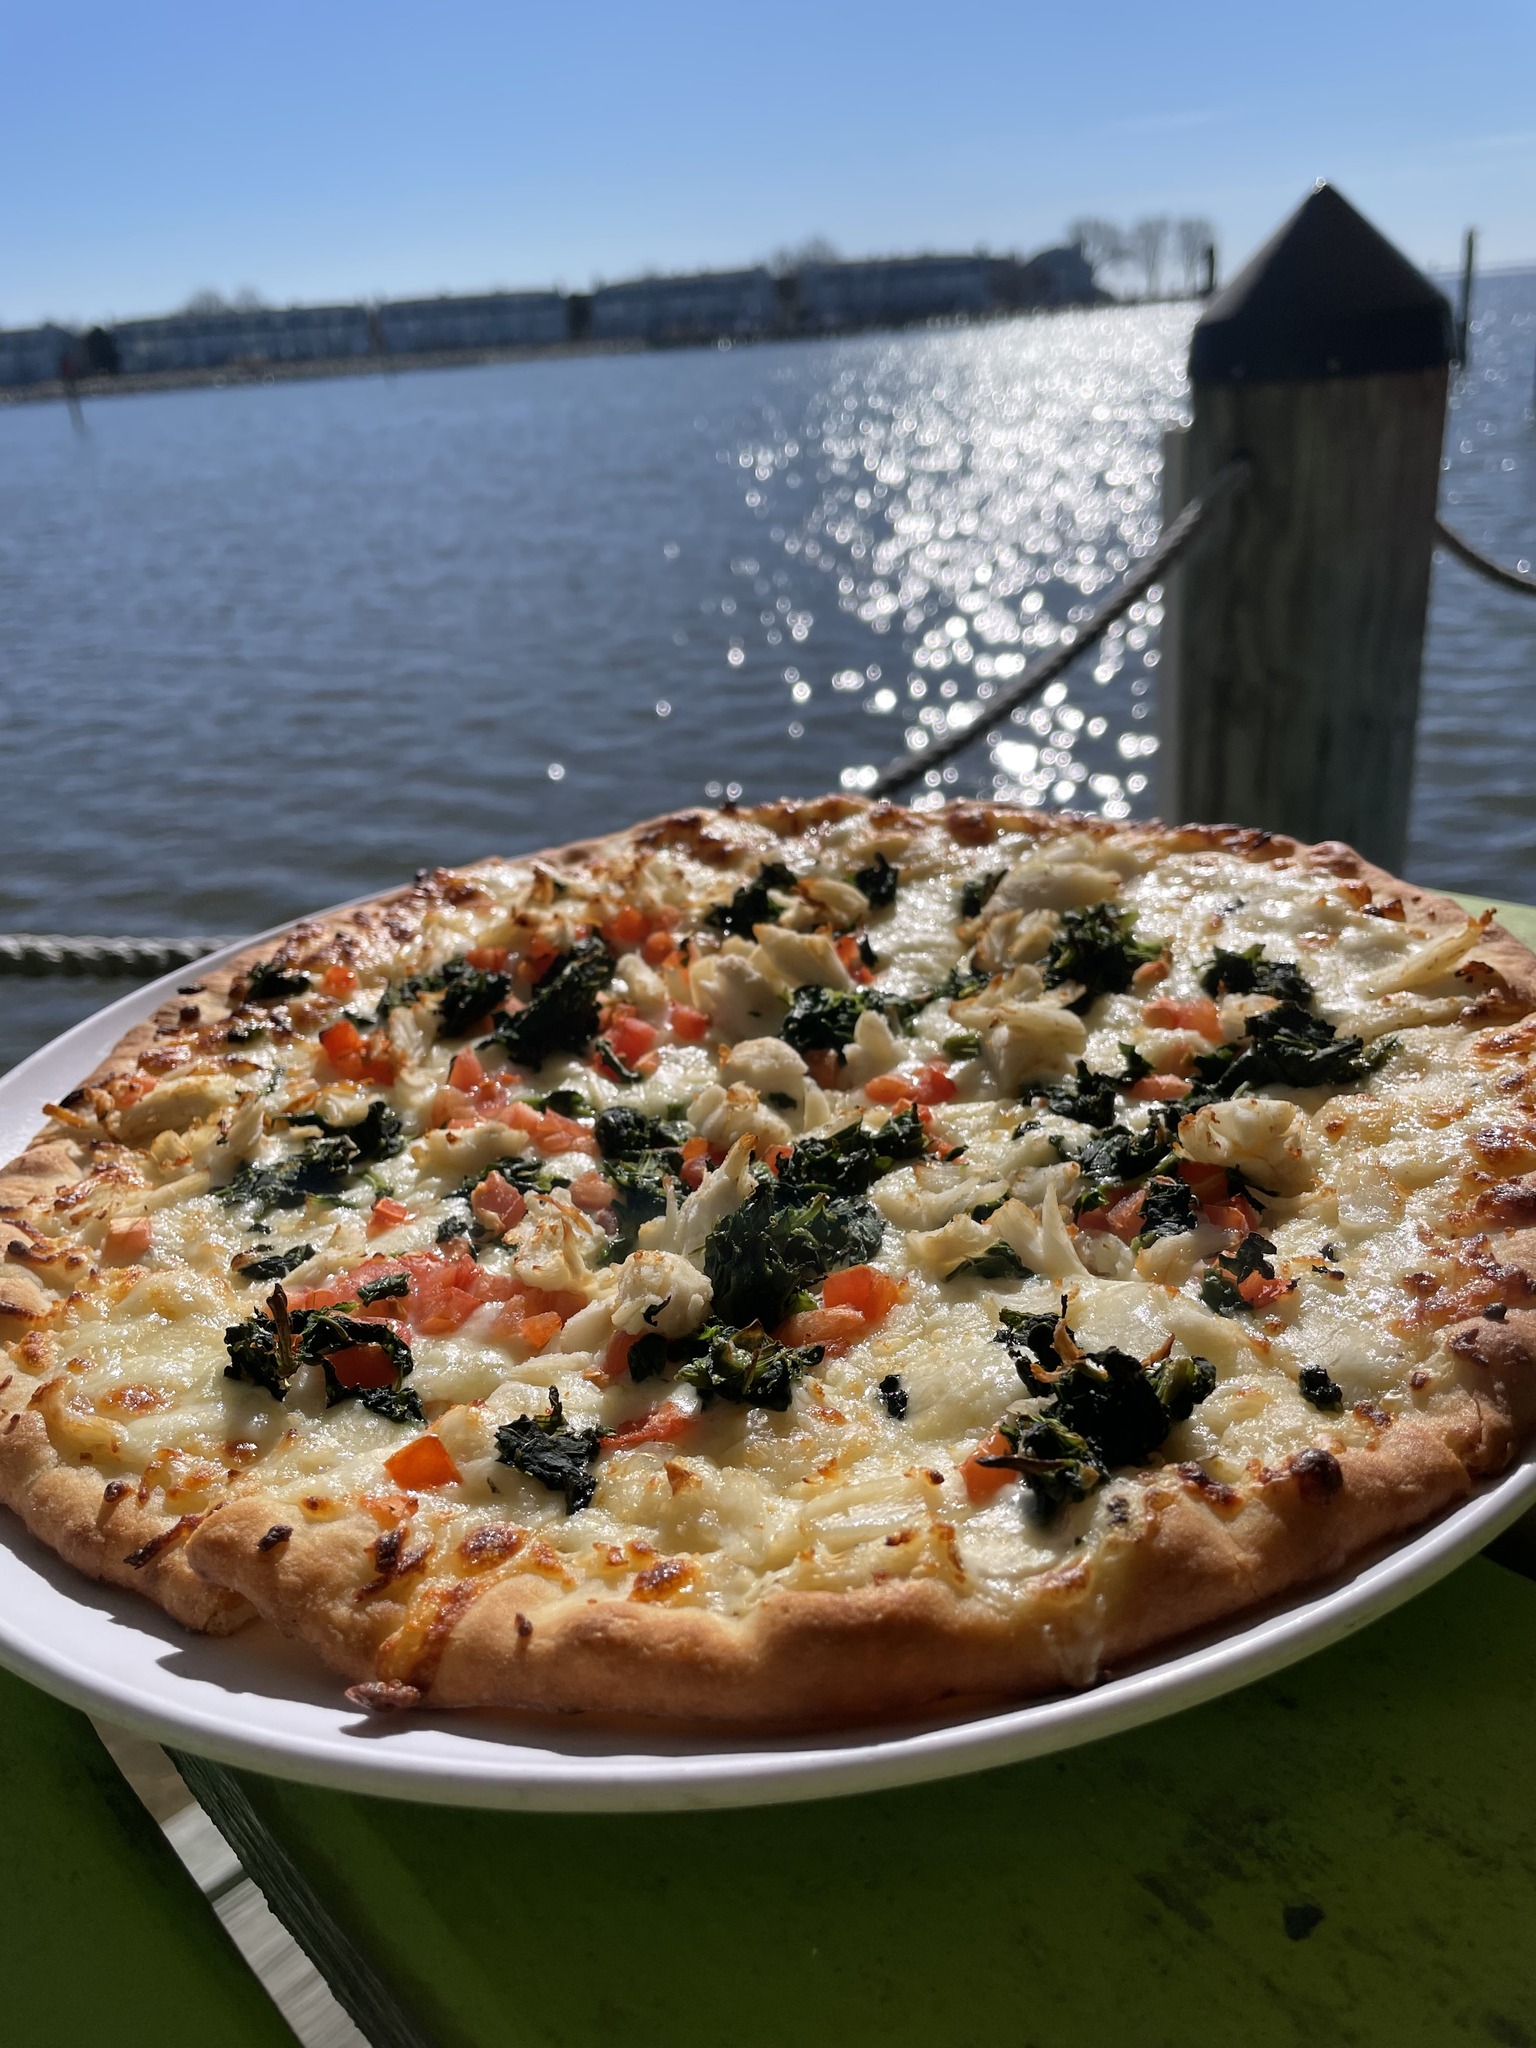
xmin=358 ymin=1271 xmax=411 ymax=1305
xmin=1199 ymin=1232 xmax=1278 ymax=1316
xmin=1036 ymin=1046 xmax=1151 ymax=1129
xmin=675 ymin=1323 xmax=824 ymax=1412
xmin=1298 ymin=1362 xmax=1345 ymax=1411
xmin=1191 ymin=1001 xmax=1391 ymax=1096
xmin=223 ymin=1287 xmax=422 ymax=1422
xmin=590 ymin=1036 xmax=642 ymax=1084
xmin=704 ymin=861 xmax=797 ymax=938
xmin=959 ymin=869 xmax=1006 ymax=919
xmin=780 ymin=983 xmax=922 ymax=1055
xmin=435 ymin=960 xmax=513 ymax=1037
xmin=1041 ymin=904 xmax=1163 ymax=1010
xmin=877 ymin=1372 xmax=908 ymax=1420
xmin=606 ymin=1154 xmax=680 ymax=1258
xmin=594 ymin=1106 xmax=687 ymax=1161
xmin=990 ymin=1303 xmax=1215 ymax=1514
xmin=286 ymin=1100 xmax=403 ymax=1164
xmin=244 ymin=958 xmax=310 ymax=1002
xmin=1135 ymin=1173 xmax=1200 ymax=1245
xmin=854 ymin=852 xmax=900 ymax=910
xmin=223 ymin=1287 xmax=298 ymax=1398
xmin=525 ymin=1087 xmax=593 ymax=1118
xmin=494 ymin=1386 xmax=604 ymax=1511
xmin=933 ymin=957 xmax=990 ymax=1001
xmin=231 ymin=1242 xmax=314 ymax=1282
xmin=774 ymin=1105 xmax=926 ymax=1202
xmin=703 ymin=1173 xmax=883 ymax=1329
xmin=1199 ymin=945 xmax=1315 ymax=1006
xmin=219 ymin=1133 xmax=364 ymax=1213
xmin=1071 ymin=1112 xmax=1179 ymax=1212
xmin=483 ymin=937 xmax=615 ymax=1068
xmin=944 ymin=1241 xmax=1033 ymax=1282
xmin=626 ymin=1332 xmax=669 ymax=1383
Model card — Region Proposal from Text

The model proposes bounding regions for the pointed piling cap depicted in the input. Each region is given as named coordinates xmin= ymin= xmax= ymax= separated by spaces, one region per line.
xmin=1190 ymin=183 xmax=1453 ymax=383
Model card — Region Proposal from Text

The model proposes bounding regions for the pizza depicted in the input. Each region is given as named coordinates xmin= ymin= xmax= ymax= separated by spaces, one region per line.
xmin=3 ymin=796 xmax=1535 ymax=1729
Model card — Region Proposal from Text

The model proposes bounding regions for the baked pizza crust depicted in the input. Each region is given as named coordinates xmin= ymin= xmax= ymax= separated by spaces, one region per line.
xmin=4 ymin=796 xmax=1536 ymax=1729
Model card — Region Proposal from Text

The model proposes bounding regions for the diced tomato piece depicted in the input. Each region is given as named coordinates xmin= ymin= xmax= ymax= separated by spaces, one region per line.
xmin=1203 ymin=1194 xmax=1261 ymax=1234
xmin=536 ymin=1107 xmax=597 ymax=1156
xmin=961 ymin=1431 xmax=1019 ymax=1503
xmin=602 ymin=1402 xmax=698 ymax=1453
xmin=1238 ymin=1269 xmax=1290 ymax=1309
xmin=607 ymin=1013 xmax=659 ymax=1065
xmin=102 ymin=1216 xmax=154 ymax=1263
xmin=1131 ymin=958 xmax=1169 ymax=990
xmin=320 ymin=963 xmax=358 ymax=997
xmin=776 ymin=1304 xmax=870 ymax=1351
xmin=448 ymin=1048 xmax=486 ymax=1092
xmin=836 ymin=934 xmax=874 ymax=984
xmin=1097 ymin=1190 xmax=1146 ymax=1242
xmin=367 ymin=1197 xmax=411 ymax=1238
xmin=570 ymin=1171 xmax=617 ymax=1212
xmin=866 ymin=1063 xmax=955 ymax=1107
xmin=320 ymin=1018 xmax=363 ymax=1064
xmin=384 ymin=1434 xmax=461 ymax=1489
xmin=1178 ymin=1159 xmax=1227 ymax=1203
xmin=822 ymin=1264 xmax=903 ymax=1324
xmin=596 ymin=1330 xmax=639 ymax=1386
xmin=471 ymin=1170 xmax=526 ymax=1231
xmin=671 ymin=1003 xmax=712 ymax=1048
xmin=1127 ymin=1074 xmax=1192 ymax=1102
xmin=524 ymin=941 xmax=560 ymax=984
xmin=603 ymin=906 xmax=649 ymax=950
xmin=643 ymin=930 xmax=680 ymax=968
xmin=1142 ymin=995 xmax=1222 ymax=1039
xmin=465 ymin=945 xmax=509 ymax=972
xmin=519 ymin=1310 xmax=564 ymax=1351
xmin=325 ymin=1344 xmax=400 ymax=1390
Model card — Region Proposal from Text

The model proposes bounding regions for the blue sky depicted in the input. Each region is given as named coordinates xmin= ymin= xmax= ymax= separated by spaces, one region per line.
xmin=4 ymin=0 xmax=1533 ymax=327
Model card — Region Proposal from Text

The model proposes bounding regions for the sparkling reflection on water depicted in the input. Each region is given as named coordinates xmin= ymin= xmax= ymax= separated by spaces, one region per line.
xmin=0 ymin=286 xmax=1533 ymax=1069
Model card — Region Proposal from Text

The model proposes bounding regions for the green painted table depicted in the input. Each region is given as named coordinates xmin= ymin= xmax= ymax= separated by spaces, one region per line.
xmin=8 ymin=894 xmax=1536 ymax=2047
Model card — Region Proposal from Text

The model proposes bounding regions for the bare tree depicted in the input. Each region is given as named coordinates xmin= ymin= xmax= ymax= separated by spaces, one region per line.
xmin=769 ymin=235 xmax=841 ymax=277
xmin=181 ymin=289 xmax=230 ymax=314
xmin=231 ymin=286 xmax=268 ymax=311
xmin=1127 ymin=217 xmax=1172 ymax=298
xmin=1068 ymin=217 xmax=1127 ymax=281
xmin=1176 ymin=218 xmax=1215 ymax=294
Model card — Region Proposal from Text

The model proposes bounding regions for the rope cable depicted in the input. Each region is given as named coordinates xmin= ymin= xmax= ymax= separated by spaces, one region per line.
xmin=1434 ymin=518 xmax=1536 ymax=597
xmin=867 ymin=454 xmax=1252 ymax=801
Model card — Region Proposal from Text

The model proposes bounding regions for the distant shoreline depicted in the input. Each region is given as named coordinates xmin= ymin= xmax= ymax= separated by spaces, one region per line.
xmin=0 ymin=296 xmax=1184 ymax=410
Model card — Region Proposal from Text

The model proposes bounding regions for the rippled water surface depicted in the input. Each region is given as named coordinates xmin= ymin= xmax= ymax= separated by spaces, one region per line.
xmin=2 ymin=285 xmax=1533 ymax=1069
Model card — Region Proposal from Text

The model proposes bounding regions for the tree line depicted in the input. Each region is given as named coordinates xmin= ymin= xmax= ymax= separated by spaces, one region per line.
xmin=1069 ymin=217 xmax=1216 ymax=297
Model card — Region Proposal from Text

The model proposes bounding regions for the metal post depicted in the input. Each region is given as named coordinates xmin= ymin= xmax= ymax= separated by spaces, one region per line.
xmin=1159 ymin=183 xmax=1454 ymax=869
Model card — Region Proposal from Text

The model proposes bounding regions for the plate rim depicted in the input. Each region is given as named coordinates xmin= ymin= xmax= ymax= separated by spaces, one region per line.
xmin=2 ymin=909 xmax=1532 ymax=1813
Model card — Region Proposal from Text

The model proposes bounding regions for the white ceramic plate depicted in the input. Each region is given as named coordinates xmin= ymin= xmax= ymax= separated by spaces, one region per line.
xmin=2 ymin=922 xmax=1534 ymax=1813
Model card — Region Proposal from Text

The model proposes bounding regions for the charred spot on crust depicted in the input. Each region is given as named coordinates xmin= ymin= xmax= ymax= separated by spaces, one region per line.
xmin=256 ymin=1523 xmax=293 ymax=1551
xmin=344 ymin=1680 xmax=423 ymax=1713
xmin=515 ymin=1612 xmax=534 ymax=1639
xmin=1290 ymin=1447 xmax=1343 ymax=1501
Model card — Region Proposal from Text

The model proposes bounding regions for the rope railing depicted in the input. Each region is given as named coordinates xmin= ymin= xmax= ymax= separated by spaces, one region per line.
xmin=0 ymin=933 xmax=237 ymax=978
xmin=1434 ymin=518 xmax=1536 ymax=597
xmin=868 ymin=455 xmax=1253 ymax=800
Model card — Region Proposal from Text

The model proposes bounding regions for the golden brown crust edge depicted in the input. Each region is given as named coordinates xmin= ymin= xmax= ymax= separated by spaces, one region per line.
xmin=3 ymin=797 xmax=1536 ymax=1717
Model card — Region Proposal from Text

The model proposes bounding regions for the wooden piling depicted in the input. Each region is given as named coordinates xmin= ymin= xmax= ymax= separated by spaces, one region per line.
xmin=1456 ymin=228 xmax=1476 ymax=366
xmin=1159 ymin=184 xmax=1454 ymax=869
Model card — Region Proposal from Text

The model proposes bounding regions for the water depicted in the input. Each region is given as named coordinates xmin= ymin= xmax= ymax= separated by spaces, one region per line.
xmin=2 ymin=286 xmax=1533 ymax=1072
